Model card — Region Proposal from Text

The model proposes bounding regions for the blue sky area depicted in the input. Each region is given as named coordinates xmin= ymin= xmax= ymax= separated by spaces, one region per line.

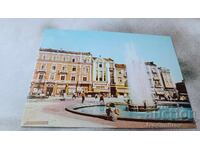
xmin=41 ymin=29 xmax=183 ymax=83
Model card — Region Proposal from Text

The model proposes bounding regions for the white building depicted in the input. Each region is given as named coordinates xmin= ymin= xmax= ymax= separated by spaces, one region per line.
xmin=145 ymin=62 xmax=178 ymax=101
xmin=92 ymin=57 xmax=114 ymax=96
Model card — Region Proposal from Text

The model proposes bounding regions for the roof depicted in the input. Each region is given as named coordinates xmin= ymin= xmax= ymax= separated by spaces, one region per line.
xmin=115 ymin=64 xmax=126 ymax=68
xmin=92 ymin=57 xmax=113 ymax=61
xmin=39 ymin=48 xmax=92 ymax=56
xmin=158 ymin=67 xmax=170 ymax=72
xmin=145 ymin=61 xmax=157 ymax=66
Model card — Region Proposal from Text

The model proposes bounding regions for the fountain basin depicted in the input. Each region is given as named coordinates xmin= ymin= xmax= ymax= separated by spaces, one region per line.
xmin=127 ymin=105 xmax=159 ymax=112
xmin=65 ymin=104 xmax=194 ymax=123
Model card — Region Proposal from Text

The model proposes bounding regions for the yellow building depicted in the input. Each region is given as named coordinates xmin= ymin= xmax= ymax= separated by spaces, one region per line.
xmin=114 ymin=64 xmax=128 ymax=97
xmin=29 ymin=48 xmax=92 ymax=97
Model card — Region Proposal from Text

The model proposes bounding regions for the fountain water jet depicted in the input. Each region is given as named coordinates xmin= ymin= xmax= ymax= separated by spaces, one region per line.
xmin=125 ymin=44 xmax=155 ymax=109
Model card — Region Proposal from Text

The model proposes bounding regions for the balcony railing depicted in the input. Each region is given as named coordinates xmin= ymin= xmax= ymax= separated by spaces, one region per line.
xmin=58 ymin=70 xmax=68 ymax=74
xmin=32 ymin=79 xmax=45 ymax=83
xmin=36 ymin=69 xmax=46 ymax=73
xmin=153 ymin=76 xmax=160 ymax=80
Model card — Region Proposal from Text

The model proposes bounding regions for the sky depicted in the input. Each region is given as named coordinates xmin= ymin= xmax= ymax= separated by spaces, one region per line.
xmin=41 ymin=29 xmax=183 ymax=83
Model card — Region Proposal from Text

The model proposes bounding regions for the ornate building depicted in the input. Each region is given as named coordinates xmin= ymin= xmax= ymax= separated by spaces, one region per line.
xmin=114 ymin=64 xmax=128 ymax=97
xmin=29 ymin=48 xmax=92 ymax=97
xmin=91 ymin=57 xmax=114 ymax=96
xmin=159 ymin=67 xmax=178 ymax=100
xmin=145 ymin=62 xmax=178 ymax=101
xmin=29 ymin=49 xmax=181 ymax=101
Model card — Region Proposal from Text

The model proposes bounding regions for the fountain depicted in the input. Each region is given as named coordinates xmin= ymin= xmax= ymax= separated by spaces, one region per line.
xmin=125 ymin=44 xmax=157 ymax=111
xmin=65 ymin=43 xmax=194 ymax=122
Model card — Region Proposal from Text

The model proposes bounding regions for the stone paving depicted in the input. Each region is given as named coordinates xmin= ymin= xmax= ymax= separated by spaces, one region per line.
xmin=21 ymin=97 xmax=196 ymax=128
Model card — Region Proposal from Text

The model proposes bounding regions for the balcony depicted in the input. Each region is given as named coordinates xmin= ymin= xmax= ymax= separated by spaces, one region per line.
xmin=36 ymin=69 xmax=46 ymax=73
xmin=153 ymin=76 xmax=160 ymax=80
xmin=78 ymin=81 xmax=92 ymax=84
xmin=32 ymin=79 xmax=45 ymax=83
xmin=46 ymin=80 xmax=56 ymax=83
xmin=57 ymin=80 xmax=67 ymax=84
xmin=154 ymin=84 xmax=162 ymax=88
xmin=58 ymin=70 xmax=68 ymax=74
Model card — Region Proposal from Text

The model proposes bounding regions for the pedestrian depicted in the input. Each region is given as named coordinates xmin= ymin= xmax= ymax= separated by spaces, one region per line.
xmin=110 ymin=104 xmax=120 ymax=121
xmin=72 ymin=92 xmax=76 ymax=99
xmin=99 ymin=94 xmax=104 ymax=104
xmin=154 ymin=100 xmax=158 ymax=108
xmin=106 ymin=106 xmax=112 ymax=120
xmin=81 ymin=91 xmax=85 ymax=103
xmin=144 ymin=101 xmax=147 ymax=110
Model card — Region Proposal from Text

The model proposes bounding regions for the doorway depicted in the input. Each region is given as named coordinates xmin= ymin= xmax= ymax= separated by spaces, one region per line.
xmin=46 ymin=87 xmax=53 ymax=96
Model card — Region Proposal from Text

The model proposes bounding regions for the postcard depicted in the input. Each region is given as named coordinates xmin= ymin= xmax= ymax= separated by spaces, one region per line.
xmin=21 ymin=29 xmax=196 ymax=128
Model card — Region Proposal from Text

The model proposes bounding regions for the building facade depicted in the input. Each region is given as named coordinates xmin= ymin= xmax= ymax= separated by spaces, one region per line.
xmin=159 ymin=67 xmax=178 ymax=100
xmin=176 ymin=81 xmax=189 ymax=101
xmin=91 ymin=57 xmax=114 ymax=96
xmin=29 ymin=48 xmax=92 ymax=97
xmin=145 ymin=62 xmax=165 ymax=100
xmin=145 ymin=62 xmax=178 ymax=101
xmin=29 ymin=49 xmax=183 ymax=101
xmin=114 ymin=64 xmax=128 ymax=97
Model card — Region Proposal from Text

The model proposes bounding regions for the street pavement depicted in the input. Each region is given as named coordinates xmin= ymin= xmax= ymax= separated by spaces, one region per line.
xmin=21 ymin=97 xmax=196 ymax=128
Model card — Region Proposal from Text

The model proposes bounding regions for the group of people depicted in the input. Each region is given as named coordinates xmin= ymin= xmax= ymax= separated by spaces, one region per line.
xmin=71 ymin=92 xmax=120 ymax=121
xmin=105 ymin=103 xmax=120 ymax=121
xmin=96 ymin=94 xmax=105 ymax=104
xmin=72 ymin=92 xmax=86 ymax=103
xmin=71 ymin=92 xmax=105 ymax=104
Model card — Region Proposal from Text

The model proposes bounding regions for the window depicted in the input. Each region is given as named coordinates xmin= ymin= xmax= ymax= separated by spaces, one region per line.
xmin=86 ymin=67 xmax=89 ymax=73
xmin=153 ymin=73 xmax=159 ymax=78
xmin=99 ymin=71 xmax=103 ymax=81
xmin=52 ymin=65 xmax=56 ymax=70
xmin=155 ymin=81 xmax=161 ymax=87
xmin=72 ymin=67 xmax=76 ymax=71
xmin=124 ymin=80 xmax=128 ymax=87
xmin=53 ymin=56 xmax=56 ymax=61
xmin=42 ymin=55 xmax=46 ymax=60
xmin=99 ymin=63 xmax=102 ymax=68
xmin=41 ymin=64 xmax=45 ymax=70
xmin=49 ymin=73 xmax=55 ymax=80
xmin=62 ymin=66 xmax=67 ymax=71
xmin=72 ymin=58 xmax=75 ymax=62
xmin=119 ymin=71 xmax=121 ymax=74
xmin=56 ymin=56 xmax=60 ymax=61
xmin=61 ymin=75 xmax=65 ymax=80
xmin=71 ymin=76 xmax=75 ymax=81
xmin=83 ymin=77 xmax=87 ymax=81
xmin=124 ymin=71 xmax=127 ymax=78
xmin=38 ymin=74 xmax=44 ymax=80
xmin=82 ymin=67 xmax=86 ymax=73
xmin=118 ymin=77 xmax=122 ymax=83
xmin=151 ymin=68 xmax=157 ymax=73
xmin=104 ymin=71 xmax=106 ymax=81
xmin=96 ymin=70 xmax=98 ymax=81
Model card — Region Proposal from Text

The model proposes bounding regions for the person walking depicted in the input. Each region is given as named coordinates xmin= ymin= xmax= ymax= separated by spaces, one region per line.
xmin=99 ymin=94 xmax=104 ymax=104
xmin=81 ymin=91 xmax=85 ymax=103
xmin=106 ymin=106 xmax=112 ymax=120
xmin=111 ymin=105 xmax=120 ymax=121
xmin=72 ymin=92 xmax=76 ymax=99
